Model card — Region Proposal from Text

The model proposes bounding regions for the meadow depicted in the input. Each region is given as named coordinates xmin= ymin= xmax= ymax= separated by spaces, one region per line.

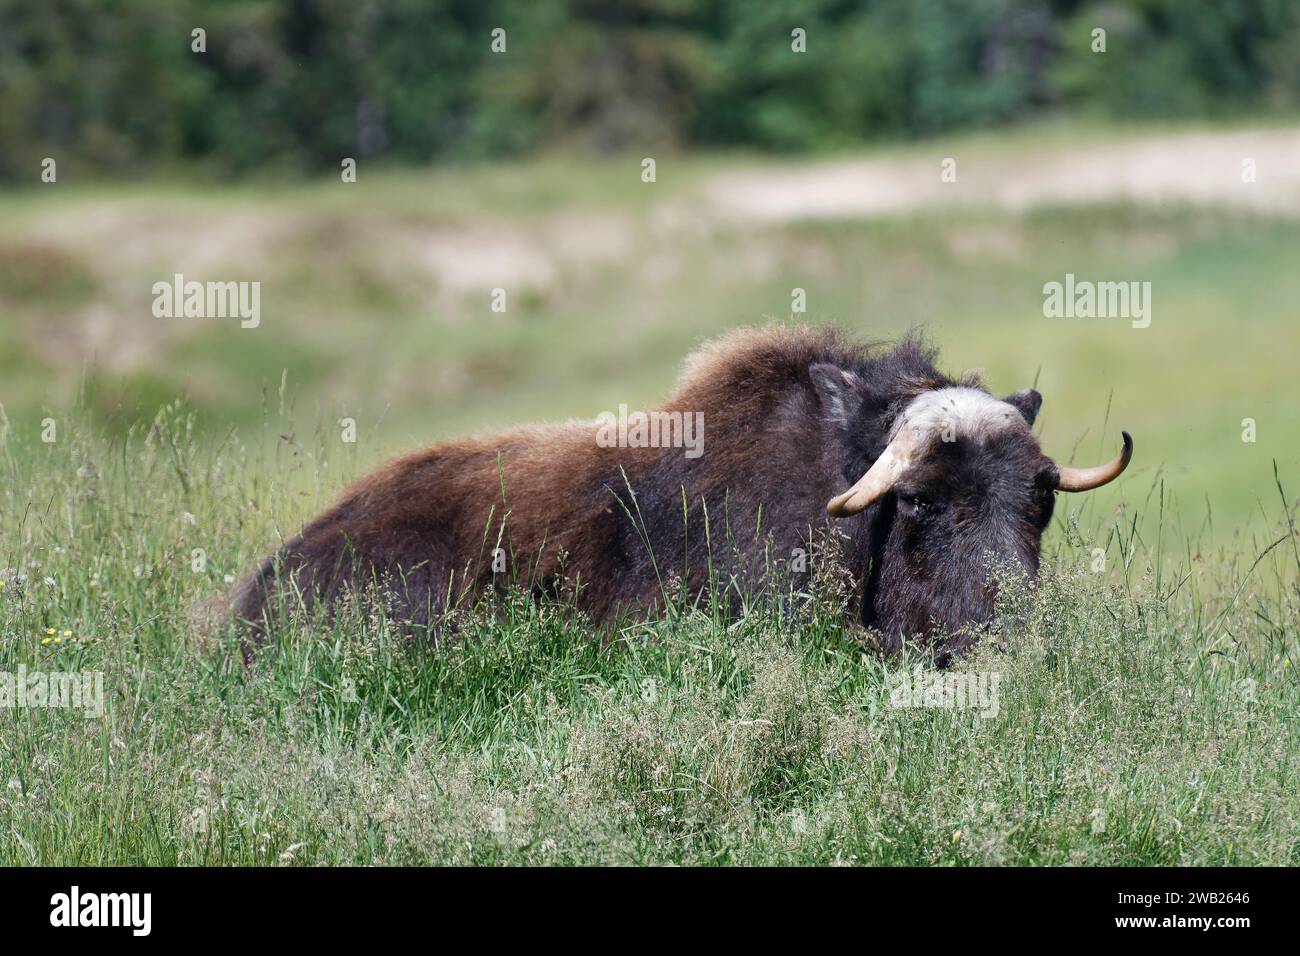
xmin=0 ymin=122 xmax=1296 ymax=864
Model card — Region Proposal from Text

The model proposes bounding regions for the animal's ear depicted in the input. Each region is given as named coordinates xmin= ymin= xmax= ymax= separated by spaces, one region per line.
xmin=810 ymin=363 xmax=867 ymax=427
xmin=1003 ymin=388 xmax=1042 ymax=426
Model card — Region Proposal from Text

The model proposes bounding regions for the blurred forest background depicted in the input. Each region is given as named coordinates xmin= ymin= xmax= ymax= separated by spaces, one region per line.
xmin=3 ymin=0 xmax=1299 ymax=177
xmin=1 ymin=0 xmax=1299 ymax=550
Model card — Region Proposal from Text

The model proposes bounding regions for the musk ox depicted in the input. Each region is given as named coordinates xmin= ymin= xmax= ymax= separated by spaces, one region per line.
xmin=228 ymin=325 xmax=1131 ymax=662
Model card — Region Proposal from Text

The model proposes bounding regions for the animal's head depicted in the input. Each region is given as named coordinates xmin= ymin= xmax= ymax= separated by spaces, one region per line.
xmin=811 ymin=365 xmax=1131 ymax=660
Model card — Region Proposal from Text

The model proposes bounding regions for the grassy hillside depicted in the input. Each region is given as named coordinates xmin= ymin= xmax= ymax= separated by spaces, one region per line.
xmin=0 ymin=123 xmax=1296 ymax=863
xmin=0 ymin=415 xmax=1295 ymax=865
xmin=1 ymin=122 xmax=1298 ymax=548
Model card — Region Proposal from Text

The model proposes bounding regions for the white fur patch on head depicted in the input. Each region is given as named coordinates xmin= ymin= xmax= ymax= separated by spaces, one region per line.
xmin=892 ymin=387 xmax=1027 ymax=445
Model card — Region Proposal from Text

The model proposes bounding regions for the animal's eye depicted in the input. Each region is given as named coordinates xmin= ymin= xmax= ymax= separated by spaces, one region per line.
xmin=1034 ymin=484 xmax=1056 ymax=528
xmin=896 ymin=492 xmax=929 ymax=516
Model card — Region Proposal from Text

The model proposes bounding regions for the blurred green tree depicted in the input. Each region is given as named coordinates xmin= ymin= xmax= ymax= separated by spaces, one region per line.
xmin=0 ymin=0 xmax=1295 ymax=181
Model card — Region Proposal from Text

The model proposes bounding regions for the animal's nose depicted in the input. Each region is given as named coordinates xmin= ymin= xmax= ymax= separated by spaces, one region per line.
xmin=990 ymin=602 xmax=1032 ymax=643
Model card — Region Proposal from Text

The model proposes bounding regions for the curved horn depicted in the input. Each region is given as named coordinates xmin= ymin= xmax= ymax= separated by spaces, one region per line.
xmin=1055 ymin=431 xmax=1133 ymax=492
xmin=827 ymin=426 xmax=921 ymax=517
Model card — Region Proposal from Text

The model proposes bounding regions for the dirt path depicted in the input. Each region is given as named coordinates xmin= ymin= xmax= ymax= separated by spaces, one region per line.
xmin=705 ymin=127 xmax=1300 ymax=223
xmin=14 ymin=126 xmax=1299 ymax=377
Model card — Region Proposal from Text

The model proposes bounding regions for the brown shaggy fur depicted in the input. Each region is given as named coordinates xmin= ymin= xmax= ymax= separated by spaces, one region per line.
xmin=228 ymin=321 xmax=1060 ymax=665
xmin=225 ymin=323 xmax=1005 ymax=657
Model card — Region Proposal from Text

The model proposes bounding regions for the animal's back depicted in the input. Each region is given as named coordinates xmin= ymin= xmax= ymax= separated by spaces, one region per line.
xmin=225 ymin=419 xmax=617 ymax=641
xmin=219 ymin=325 xmax=913 ymax=648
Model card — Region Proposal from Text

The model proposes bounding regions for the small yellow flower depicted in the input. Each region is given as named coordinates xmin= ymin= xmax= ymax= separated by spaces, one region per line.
xmin=952 ymin=830 xmax=962 ymax=843
xmin=61 ymin=630 xmax=71 ymax=638
xmin=44 ymin=627 xmax=55 ymax=635
xmin=41 ymin=637 xmax=51 ymax=645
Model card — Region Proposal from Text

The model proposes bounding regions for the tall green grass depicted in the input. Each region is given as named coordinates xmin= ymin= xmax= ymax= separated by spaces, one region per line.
xmin=0 ymin=408 xmax=1294 ymax=865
